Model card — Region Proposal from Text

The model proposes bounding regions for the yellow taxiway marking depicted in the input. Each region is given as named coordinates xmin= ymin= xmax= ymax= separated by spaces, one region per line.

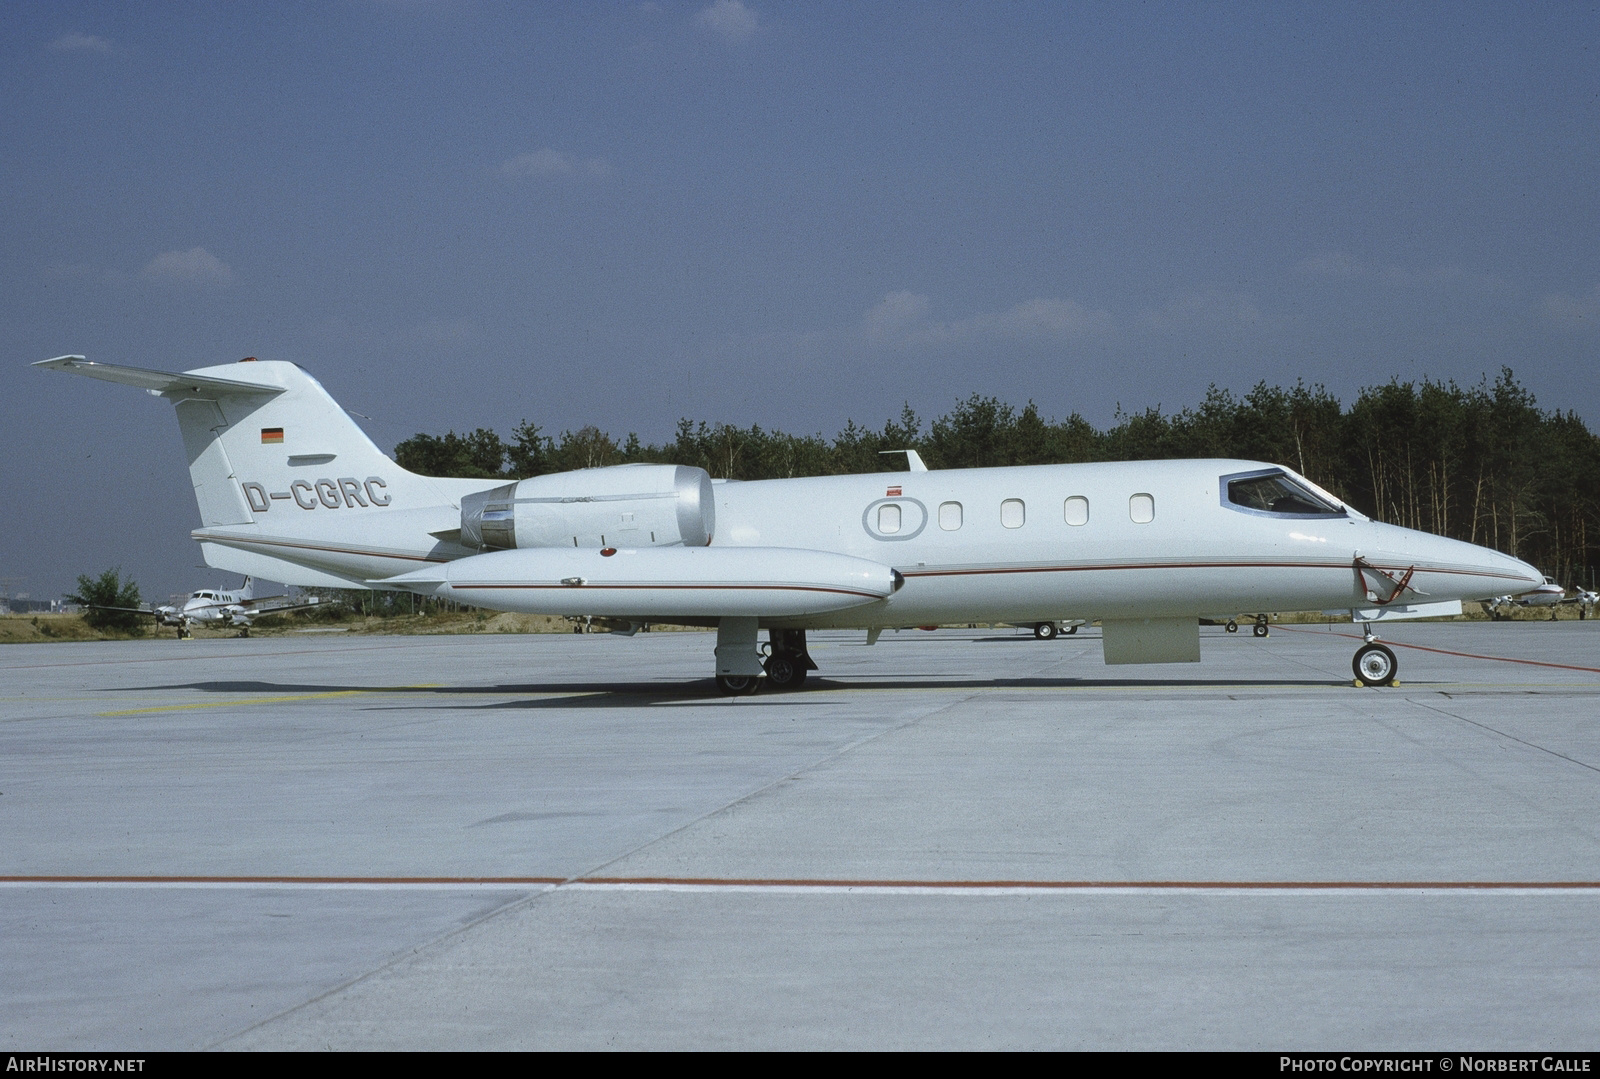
xmin=97 ymin=685 xmax=446 ymax=717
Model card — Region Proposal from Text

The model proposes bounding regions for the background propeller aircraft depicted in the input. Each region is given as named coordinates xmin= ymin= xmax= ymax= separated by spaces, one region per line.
xmin=39 ymin=355 xmax=1545 ymax=689
xmin=85 ymin=574 xmax=321 ymax=637
xmin=1483 ymin=577 xmax=1597 ymax=620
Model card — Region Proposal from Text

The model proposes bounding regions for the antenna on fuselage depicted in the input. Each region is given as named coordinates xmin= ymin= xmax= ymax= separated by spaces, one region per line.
xmin=879 ymin=449 xmax=929 ymax=473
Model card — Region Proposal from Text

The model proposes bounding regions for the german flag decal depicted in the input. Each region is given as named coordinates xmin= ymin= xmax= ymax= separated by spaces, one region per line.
xmin=261 ymin=428 xmax=284 ymax=444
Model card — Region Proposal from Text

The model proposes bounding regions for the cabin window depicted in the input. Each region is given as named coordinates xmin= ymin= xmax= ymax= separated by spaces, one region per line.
xmin=1129 ymin=493 xmax=1154 ymax=524
xmin=877 ymin=503 xmax=902 ymax=534
xmin=1064 ymin=496 xmax=1089 ymax=526
xmin=1001 ymin=499 xmax=1025 ymax=528
xmin=939 ymin=501 xmax=963 ymax=531
xmin=1223 ymin=470 xmax=1345 ymax=517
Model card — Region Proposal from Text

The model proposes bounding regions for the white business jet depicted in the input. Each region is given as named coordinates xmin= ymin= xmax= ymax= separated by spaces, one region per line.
xmin=38 ymin=356 xmax=1543 ymax=691
xmin=88 ymin=576 xmax=321 ymax=637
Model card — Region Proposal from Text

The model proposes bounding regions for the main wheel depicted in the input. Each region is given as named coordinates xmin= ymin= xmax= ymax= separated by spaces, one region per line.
xmin=1353 ymin=643 xmax=1398 ymax=686
xmin=1064 ymin=624 xmax=1077 ymax=635
xmin=1034 ymin=622 xmax=1058 ymax=640
xmin=715 ymin=674 xmax=761 ymax=696
xmin=1252 ymin=622 xmax=1269 ymax=637
xmin=1225 ymin=620 xmax=1238 ymax=633
xmin=764 ymin=654 xmax=809 ymax=690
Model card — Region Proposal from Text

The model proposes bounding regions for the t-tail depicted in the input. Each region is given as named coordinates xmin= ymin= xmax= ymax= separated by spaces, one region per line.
xmin=35 ymin=356 xmax=501 ymax=588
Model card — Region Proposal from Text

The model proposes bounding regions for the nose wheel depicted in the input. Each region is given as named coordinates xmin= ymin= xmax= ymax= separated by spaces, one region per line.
xmin=1353 ymin=643 xmax=1398 ymax=687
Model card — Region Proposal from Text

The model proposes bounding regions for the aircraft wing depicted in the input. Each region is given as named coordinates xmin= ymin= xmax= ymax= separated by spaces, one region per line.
xmin=81 ymin=604 xmax=159 ymax=617
xmin=246 ymin=599 xmax=323 ymax=617
xmin=34 ymin=356 xmax=285 ymax=399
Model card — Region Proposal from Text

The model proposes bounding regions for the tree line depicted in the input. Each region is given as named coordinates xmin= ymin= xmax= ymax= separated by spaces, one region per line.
xmin=394 ymin=369 xmax=1600 ymax=590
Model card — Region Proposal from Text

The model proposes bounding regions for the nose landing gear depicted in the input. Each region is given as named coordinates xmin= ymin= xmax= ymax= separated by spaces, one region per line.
xmin=1353 ymin=641 xmax=1398 ymax=687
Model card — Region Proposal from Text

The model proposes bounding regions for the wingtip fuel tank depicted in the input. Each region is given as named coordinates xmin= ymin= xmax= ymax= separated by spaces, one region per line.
xmin=381 ymin=545 xmax=899 ymax=619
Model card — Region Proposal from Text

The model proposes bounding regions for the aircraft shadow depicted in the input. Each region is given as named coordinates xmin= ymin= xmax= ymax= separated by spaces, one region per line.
xmin=126 ymin=675 xmax=1353 ymax=713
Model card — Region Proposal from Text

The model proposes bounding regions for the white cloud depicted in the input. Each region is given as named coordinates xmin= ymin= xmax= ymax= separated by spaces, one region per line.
xmin=1296 ymin=251 xmax=1511 ymax=294
xmin=140 ymin=247 xmax=234 ymax=287
xmin=1543 ymin=283 xmax=1600 ymax=327
xmin=865 ymin=291 xmax=1113 ymax=348
xmin=697 ymin=0 xmax=758 ymax=43
xmin=864 ymin=290 xmax=932 ymax=339
xmin=1141 ymin=290 xmax=1262 ymax=331
xmin=501 ymin=149 xmax=613 ymax=180
xmin=49 ymin=32 xmax=113 ymax=53
xmin=978 ymin=297 xmax=1115 ymax=340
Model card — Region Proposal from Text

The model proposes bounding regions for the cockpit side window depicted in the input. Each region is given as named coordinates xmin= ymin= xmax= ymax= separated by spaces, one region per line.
xmin=1222 ymin=470 xmax=1345 ymax=518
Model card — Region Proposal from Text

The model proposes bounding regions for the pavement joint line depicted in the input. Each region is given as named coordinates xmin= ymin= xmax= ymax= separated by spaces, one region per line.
xmin=204 ymin=880 xmax=553 ymax=1050
xmin=207 ymin=692 xmax=989 ymax=1047
xmin=565 ymin=689 xmax=987 ymax=888
xmin=4 ymin=875 xmax=1599 ymax=894
xmin=1406 ymin=697 xmax=1600 ymax=776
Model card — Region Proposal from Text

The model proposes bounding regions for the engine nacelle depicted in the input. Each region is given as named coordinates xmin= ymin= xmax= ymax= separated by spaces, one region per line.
xmin=460 ymin=464 xmax=715 ymax=551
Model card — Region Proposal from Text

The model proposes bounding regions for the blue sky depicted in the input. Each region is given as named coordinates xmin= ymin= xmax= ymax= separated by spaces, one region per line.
xmin=3 ymin=2 xmax=1597 ymax=604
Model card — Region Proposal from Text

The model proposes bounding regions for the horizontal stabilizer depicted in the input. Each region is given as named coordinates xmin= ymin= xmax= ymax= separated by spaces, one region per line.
xmin=34 ymin=356 xmax=284 ymax=398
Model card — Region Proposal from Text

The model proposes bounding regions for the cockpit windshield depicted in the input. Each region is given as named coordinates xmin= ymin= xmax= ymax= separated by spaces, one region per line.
xmin=1224 ymin=471 xmax=1345 ymax=517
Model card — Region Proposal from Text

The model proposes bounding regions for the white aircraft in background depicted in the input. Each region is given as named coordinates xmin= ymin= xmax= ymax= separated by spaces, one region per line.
xmin=1483 ymin=578 xmax=1597 ymax=620
xmin=88 ymin=575 xmax=321 ymax=637
xmin=39 ymin=355 xmax=1544 ymax=690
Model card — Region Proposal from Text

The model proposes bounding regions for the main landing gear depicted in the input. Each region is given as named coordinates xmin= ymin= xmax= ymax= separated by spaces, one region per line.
xmin=714 ymin=674 xmax=761 ymax=695
xmin=1224 ymin=614 xmax=1270 ymax=636
xmin=763 ymin=628 xmax=816 ymax=690
xmin=1033 ymin=621 xmax=1057 ymax=640
xmin=714 ymin=623 xmax=818 ymax=696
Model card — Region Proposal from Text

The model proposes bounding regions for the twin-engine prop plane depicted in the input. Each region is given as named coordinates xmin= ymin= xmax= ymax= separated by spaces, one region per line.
xmin=85 ymin=575 xmax=321 ymax=637
xmin=39 ymin=355 xmax=1544 ymax=690
xmin=1483 ymin=577 xmax=1598 ymax=620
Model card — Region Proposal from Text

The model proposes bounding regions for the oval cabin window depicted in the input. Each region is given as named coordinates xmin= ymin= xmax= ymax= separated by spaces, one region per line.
xmin=1064 ymin=496 xmax=1089 ymax=526
xmin=939 ymin=501 xmax=963 ymax=531
xmin=1001 ymin=499 xmax=1025 ymax=529
xmin=1129 ymin=493 xmax=1155 ymax=524
xmin=877 ymin=503 xmax=902 ymax=534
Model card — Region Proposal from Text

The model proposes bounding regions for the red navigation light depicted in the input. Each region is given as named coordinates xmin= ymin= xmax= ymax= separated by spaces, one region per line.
xmin=600 ymin=547 xmax=617 ymax=556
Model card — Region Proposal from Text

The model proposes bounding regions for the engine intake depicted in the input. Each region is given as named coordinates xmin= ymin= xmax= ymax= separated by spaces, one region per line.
xmin=460 ymin=464 xmax=715 ymax=551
